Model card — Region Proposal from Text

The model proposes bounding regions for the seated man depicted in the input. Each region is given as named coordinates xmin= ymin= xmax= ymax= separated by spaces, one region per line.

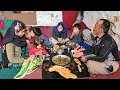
xmin=73 ymin=19 xmax=119 ymax=75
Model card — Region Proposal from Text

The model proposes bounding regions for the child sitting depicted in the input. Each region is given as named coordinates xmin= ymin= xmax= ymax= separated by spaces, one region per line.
xmin=75 ymin=29 xmax=94 ymax=52
xmin=52 ymin=22 xmax=68 ymax=44
xmin=79 ymin=29 xmax=94 ymax=50
xmin=70 ymin=23 xmax=82 ymax=47
xmin=26 ymin=26 xmax=50 ymax=48
xmin=29 ymin=36 xmax=48 ymax=58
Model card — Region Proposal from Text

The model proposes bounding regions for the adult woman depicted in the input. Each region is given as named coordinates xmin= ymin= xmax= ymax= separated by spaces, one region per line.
xmin=52 ymin=22 xmax=67 ymax=44
xmin=0 ymin=20 xmax=34 ymax=79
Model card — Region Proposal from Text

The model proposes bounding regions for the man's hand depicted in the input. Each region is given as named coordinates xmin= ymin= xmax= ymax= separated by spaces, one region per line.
xmin=73 ymin=51 xmax=83 ymax=58
xmin=80 ymin=56 xmax=87 ymax=63
xmin=74 ymin=45 xmax=80 ymax=51
xmin=77 ymin=48 xmax=85 ymax=52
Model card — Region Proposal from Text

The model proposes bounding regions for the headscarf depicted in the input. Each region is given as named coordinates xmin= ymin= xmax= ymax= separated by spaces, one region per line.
xmin=2 ymin=20 xmax=26 ymax=47
xmin=55 ymin=22 xmax=67 ymax=36
xmin=82 ymin=29 xmax=94 ymax=46
xmin=1 ymin=20 xmax=26 ymax=68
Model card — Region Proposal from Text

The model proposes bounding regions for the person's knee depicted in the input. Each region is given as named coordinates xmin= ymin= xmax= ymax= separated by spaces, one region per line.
xmin=86 ymin=60 xmax=96 ymax=74
xmin=113 ymin=62 xmax=119 ymax=73
xmin=86 ymin=60 xmax=94 ymax=68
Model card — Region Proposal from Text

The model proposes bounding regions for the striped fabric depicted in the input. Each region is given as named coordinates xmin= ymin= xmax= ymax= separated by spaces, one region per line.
xmin=14 ymin=57 xmax=43 ymax=79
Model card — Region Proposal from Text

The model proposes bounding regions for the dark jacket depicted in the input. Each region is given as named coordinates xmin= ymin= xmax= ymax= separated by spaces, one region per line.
xmin=83 ymin=34 xmax=119 ymax=62
xmin=79 ymin=39 xmax=92 ymax=50
xmin=70 ymin=32 xmax=82 ymax=44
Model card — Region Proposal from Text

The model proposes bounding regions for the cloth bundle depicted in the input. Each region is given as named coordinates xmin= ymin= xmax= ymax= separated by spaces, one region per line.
xmin=14 ymin=57 xmax=43 ymax=79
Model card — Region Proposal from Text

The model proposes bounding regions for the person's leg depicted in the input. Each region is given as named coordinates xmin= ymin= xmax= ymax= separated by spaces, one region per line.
xmin=86 ymin=60 xmax=119 ymax=74
xmin=104 ymin=60 xmax=119 ymax=73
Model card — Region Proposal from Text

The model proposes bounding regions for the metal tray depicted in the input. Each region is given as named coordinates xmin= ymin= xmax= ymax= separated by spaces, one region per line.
xmin=52 ymin=55 xmax=71 ymax=66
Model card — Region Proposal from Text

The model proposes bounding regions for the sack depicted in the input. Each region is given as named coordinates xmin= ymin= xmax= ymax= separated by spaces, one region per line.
xmin=45 ymin=39 xmax=52 ymax=47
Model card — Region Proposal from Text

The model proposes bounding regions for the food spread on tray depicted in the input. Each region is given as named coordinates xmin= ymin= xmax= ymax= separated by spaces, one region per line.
xmin=48 ymin=65 xmax=77 ymax=79
xmin=53 ymin=56 xmax=70 ymax=65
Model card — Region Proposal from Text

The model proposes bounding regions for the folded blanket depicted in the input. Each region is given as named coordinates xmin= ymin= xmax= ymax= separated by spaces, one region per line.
xmin=14 ymin=57 xmax=43 ymax=79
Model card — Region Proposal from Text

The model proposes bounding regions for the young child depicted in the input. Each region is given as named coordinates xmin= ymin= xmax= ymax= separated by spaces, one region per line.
xmin=52 ymin=22 xmax=67 ymax=44
xmin=29 ymin=36 xmax=48 ymax=58
xmin=75 ymin=29 xmax=94 ymax=52
xmin=70 ymin=23 xmax=82 ymax=46
xmin=26 ymin=26 xmax=50 ymax=47
xmin=79 ymin=29 xmax=94 ymax=50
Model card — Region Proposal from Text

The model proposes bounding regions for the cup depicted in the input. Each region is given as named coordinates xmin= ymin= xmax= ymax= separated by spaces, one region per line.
xmin=57 ymin=49 xmax=64 ymax=55
xmin=69 ymin=62 xmax=74 ymax=70
xmin=43 ymin=55 xmax=45 ymax=60
xmin=70 ymin=50 xmax=75 ymax=57
xmin=43 ymin=63 xmax=50 ymax=71
xmin=50 ymin=48 xmax=53 ymax=53
xmin=67 ymin=47 xmax=70 ymax=53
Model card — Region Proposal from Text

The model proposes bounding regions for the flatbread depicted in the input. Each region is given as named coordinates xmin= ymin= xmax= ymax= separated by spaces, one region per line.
xmin=49 ymin=65 xmax=77 ymax=79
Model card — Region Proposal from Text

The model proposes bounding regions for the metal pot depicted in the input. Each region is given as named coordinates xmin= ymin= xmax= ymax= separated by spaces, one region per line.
xmin=57 ymin=49 xmax=64 ymax=55
xmin=52 ymin=55 xmax=71 ymax=66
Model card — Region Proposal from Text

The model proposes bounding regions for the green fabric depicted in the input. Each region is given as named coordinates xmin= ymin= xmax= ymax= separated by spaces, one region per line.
xmin=14 ymin=57 xmax=43 ymax=79
xmin=12 ymin=63 xmax=22 ymax=68
xmin=0 ymin=20 xmax=14 ymax=35
xmin=0 ymin=20 xmax=31 ymax=79
xmin=0 ymin=66 xmax=21 ymax=79
xmin=14 ymin=61 xmax=31 ymax=79
xmin=27 ymin=58 xmax=43 ymax=74
xmin=21 ymin=47 xmax=29 ymax=59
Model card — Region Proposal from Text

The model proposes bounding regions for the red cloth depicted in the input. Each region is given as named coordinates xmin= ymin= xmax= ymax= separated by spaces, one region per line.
xmin=28 ymin=37 xmax=34 ymax=44
xmin=0 ymin=21 xmax=6 ymax=30
xmin=29 ymin=46 xmax=47 ymax=57
xmin=62 ymin=11 xmax=78 ymax=30
xmin=80 ymin=21 xmax=89 ymax=31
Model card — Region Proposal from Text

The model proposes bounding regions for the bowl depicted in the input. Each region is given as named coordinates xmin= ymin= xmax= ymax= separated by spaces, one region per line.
xmin=52 ymin=55 xmax=71 ymax=66
xmin=61 ymin=45 xmax=67 ymax=49
xmin=57 ymin=49 xmax=64 ymax=55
